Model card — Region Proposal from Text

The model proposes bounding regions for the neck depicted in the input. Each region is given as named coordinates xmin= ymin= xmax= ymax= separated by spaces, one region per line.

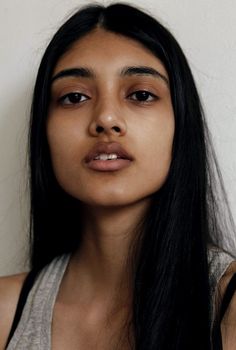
xmin=70 ymin=199 xmax=150 ymax=302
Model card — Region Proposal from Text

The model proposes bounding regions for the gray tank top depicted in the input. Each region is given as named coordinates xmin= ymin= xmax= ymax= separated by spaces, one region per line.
xmin=6 ymin=248 xmax=235 ymax=349
xmin=7 ymin=254 xmax=70 ymax=350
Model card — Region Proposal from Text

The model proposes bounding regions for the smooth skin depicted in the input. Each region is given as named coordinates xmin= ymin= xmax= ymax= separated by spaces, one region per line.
xmin=0 ymin=29 xmax=236 ymax=349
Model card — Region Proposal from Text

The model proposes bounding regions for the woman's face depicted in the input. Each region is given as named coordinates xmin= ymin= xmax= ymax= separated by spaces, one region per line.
xmin=47 ymin=28 xmax=174 ymax=208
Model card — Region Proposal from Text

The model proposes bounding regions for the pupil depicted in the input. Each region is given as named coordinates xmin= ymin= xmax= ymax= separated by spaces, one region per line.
xmin=136 ymin=91 xmax=149 ymax=101
xmin=69 ymin=93 xmax=81 ymax=103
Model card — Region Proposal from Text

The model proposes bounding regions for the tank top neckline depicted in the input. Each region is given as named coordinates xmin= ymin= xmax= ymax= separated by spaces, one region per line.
xmin=6 ymin=247 xmax=236 ymax=349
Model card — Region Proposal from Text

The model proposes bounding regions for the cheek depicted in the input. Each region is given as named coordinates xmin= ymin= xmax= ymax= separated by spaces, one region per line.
xmin=46 ymin=118 xmax=83 ymax=183
xmin=139 ymin=131 xmax=173 ymax=195
xmin=134 ymin=109 xmax=174 ymax=179
xmin=46 ymin=112 xmax=86 ymax=157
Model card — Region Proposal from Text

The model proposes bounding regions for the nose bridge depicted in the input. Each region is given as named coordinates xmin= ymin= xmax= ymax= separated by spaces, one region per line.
xmin=96 ymin=90 xmax=117 ymax=122
xmin=89 ymin=86 xmax=127 ymax=136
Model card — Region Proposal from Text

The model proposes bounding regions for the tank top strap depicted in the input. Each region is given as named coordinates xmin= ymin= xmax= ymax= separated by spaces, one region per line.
xmin=6 ymin=254 xmax=71 ymax=350
xmin=208 ymin=246 xmax=236 ymax=331
xmin=5 ymin=268 xmax=39 ymax=348
xmin=208 ymin=246 xmax=236 ymax=296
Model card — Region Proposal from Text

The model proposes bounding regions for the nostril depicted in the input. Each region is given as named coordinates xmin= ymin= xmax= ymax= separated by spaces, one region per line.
xmin=96 ymin=126 xmax=104 ymax=133
xmin=112 ymin=126 xmax=121 ymax=133
xmin=95 ymin=125 xmax=121 ymax=134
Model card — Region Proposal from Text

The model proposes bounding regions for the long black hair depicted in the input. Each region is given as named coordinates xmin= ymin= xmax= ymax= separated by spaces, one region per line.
xmin=28 ymin=3 xmax=235 ymax=349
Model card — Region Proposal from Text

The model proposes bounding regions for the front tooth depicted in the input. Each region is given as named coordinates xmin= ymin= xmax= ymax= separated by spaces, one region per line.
xmin=99 ymin=153 xmax=109 ymax=160
xmin=94 ymin=153 xmax=118 ymax=160
xmin=108 ymin=153 xmax=118 ymax=160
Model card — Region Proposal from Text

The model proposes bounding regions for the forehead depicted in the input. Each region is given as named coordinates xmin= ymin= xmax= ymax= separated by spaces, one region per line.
xmin=53 ymin=28 xmax=168 ymax=79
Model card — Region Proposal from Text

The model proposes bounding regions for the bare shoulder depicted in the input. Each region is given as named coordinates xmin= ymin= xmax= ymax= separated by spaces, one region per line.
xmin=217 ymin=260 xmax=236 ymax=294
xmin=218 ymin=261 xmax=236 ymax=350
xmin=0 ymin=272 xmax=28 ymax=348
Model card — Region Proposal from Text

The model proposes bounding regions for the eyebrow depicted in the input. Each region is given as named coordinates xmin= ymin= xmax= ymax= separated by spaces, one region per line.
xmin=51 ymin=65 xmax=169 ymax=87
xmin=51 ymin=67 xmax=94 ymax=82
xmin=120 ymin=66 xmax=169 ymax=86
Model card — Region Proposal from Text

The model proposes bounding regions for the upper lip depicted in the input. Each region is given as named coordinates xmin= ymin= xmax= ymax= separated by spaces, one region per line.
xmin=84 ymin=142 xmax=134 ymax=163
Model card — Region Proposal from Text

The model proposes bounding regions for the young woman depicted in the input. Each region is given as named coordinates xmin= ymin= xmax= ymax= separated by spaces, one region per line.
xmin=0 ymin=3 xmax=236 ymax=349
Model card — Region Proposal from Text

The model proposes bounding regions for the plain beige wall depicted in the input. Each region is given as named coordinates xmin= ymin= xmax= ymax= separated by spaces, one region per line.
xmin=1 ymin=0 xmax=236 ymax=275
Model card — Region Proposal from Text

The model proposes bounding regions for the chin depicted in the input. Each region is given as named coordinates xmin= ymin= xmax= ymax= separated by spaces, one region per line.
xmin=74 ymin=189 xmax=153 ymax=210
xmin=58 ymin=179 xmax=160 ymax=209
xmin=80 ymin=195 xmax=134 ymax=208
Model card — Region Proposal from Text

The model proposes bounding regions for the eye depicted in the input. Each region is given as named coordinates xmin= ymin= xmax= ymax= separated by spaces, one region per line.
xmin=58 ymin=92 xmax=90 ymax=106
xmin=127 ymin=90 xmax=158 ymax=103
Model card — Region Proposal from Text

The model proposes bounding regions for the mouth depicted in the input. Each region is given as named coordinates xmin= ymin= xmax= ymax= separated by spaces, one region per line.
xmin=94 ymin=153 xmax=123 ymax=161
xmin=84 ymin=142 xmax=134 ymax=172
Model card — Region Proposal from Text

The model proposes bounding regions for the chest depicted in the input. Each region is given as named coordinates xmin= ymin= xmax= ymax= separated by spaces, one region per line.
xmin=51 ymin=301 xmax=132 ymax=350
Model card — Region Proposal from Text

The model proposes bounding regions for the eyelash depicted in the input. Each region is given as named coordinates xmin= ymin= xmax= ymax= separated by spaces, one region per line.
xmin=58 ymin=90 xmax=159 ymax=106
xmin=127 ymin=90 xmax=159 ymax=103
xmin=58 ymin=92 xmax=89 ymax=105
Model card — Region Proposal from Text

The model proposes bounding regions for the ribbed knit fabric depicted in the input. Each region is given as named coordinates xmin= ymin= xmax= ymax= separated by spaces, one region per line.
xmin=6 ymin=248 xmax=235 ymax=349
xmin=208 ymin=246 xmax=235 ymax=326
xmin=6 ymin=254 xmax=70 ymax=350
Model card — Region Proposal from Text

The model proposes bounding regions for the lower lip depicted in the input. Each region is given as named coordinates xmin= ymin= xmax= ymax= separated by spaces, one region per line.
xmin=86 ymin=159 xmax=132 ymax=172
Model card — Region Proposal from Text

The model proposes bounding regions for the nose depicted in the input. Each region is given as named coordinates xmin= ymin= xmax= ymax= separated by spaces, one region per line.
xmin=88 ymin=99 xmax=127 ymax=137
